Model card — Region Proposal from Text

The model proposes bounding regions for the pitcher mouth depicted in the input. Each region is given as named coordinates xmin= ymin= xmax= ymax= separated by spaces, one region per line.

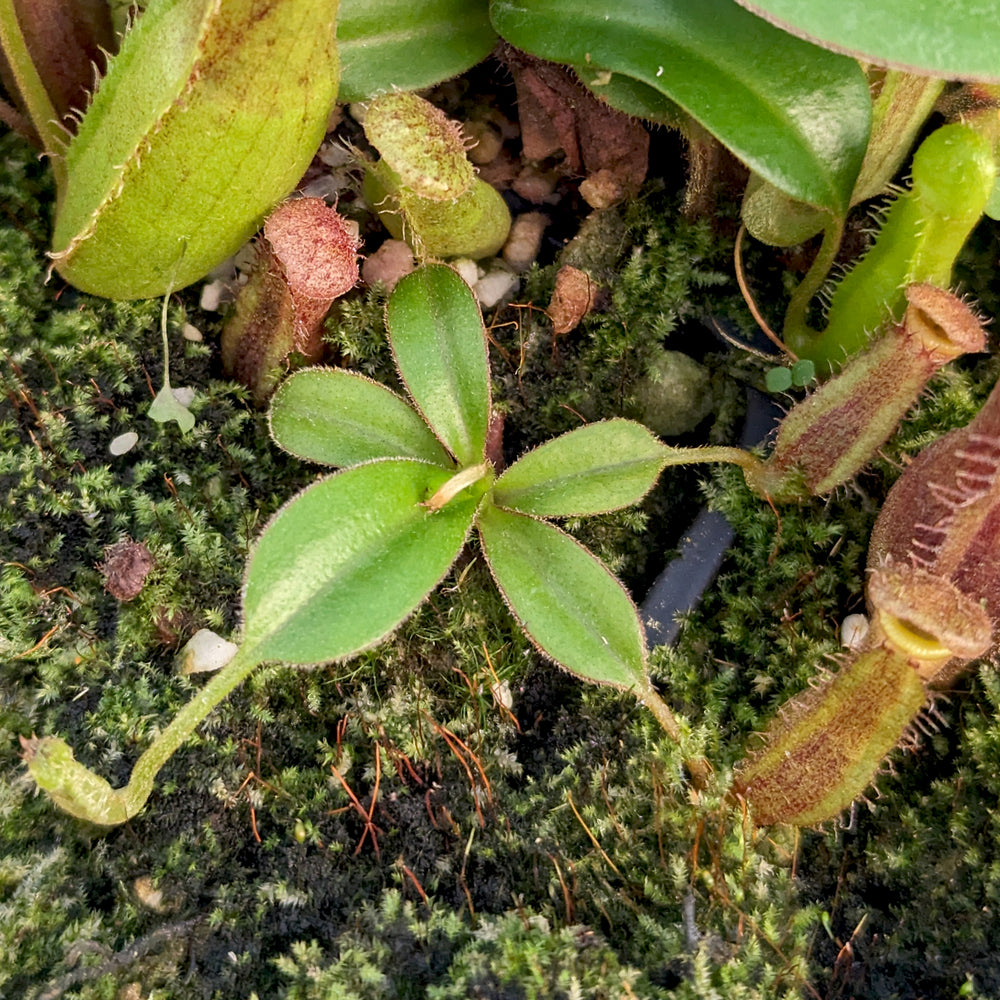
xmin=867 ymin=559 xmax=993 ymax=675
xmin=904 ymin=283 xmax=986 ymax=359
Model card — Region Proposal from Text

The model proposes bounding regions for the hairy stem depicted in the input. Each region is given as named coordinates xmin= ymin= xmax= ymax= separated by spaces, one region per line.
xmin=635 ymin=677 xmax=711 ymax=788
xmin=782 ymin=216 xmax=845 ymax=358
xmin=25 ymin=644 xmax=262 ymax=825
xmin=662 ymin=444 xmax=764 ymax=477
xmin=124 ymin=644 xmax=261 ymax=811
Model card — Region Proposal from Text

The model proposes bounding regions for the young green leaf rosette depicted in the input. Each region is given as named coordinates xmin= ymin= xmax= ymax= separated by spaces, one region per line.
xmin=24 ymin=263 xmax=700 ymax=826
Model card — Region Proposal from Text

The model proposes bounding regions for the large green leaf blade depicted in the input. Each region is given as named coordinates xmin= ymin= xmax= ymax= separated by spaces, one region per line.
xmin=492 ymin=419 xmax=667 ymax=517
xmin=478 ymin=504 xmax=648 ymax=690
xmin=735 ymin=1 xmax=1000 ymax=83
xmin=490 ymin=0 xmax=870 ymax=214
xmin=243 ymin=459 xmax=477 ymax=664
xmin=269 ymin=368 xmax=453 ymax=468
xmin=386 ymin=264 xmax=491 ymax=467
xmin=337 ymin=0 xmax=496 ymax=102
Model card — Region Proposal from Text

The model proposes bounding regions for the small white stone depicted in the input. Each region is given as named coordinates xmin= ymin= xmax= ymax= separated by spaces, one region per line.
xmin=450 ymin=258 xmax=481 ymax=289
xmin=179 ymin=629 xmax=239 ymax=675
xmin=232 ymin=243 xmax=257 ymax=272
xmin=475 ymin=268 xmax=519 ymax=310
xmin=841 ymin=613 xmax=869 ymax=651
xmin=109 ymin=431 xmax=139 ymax=456
xmin=361 ymin=239 xmax=415 ymax=291
xmin=299 ymin=174 xmax=343 ymax=201
xmin=512 ymin=166 xmax=558 ymax=204
xmin=199 ymin=279 xmax=228 ymax=311
xmin=182 ymin=322 xmax=203 ymax=342
xmin=134 ymin=876 xmax=169 ymax=913
xmin=490 ymin=680 xmax=513 ymax=711
xmin=502 ymin=212 xmax=548 ymax=272
xmin=317 ymin=142 xmax=352 ymax=168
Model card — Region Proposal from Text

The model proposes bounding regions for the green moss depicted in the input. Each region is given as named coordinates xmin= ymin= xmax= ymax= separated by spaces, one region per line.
xmin=4 ymin=120 xmax=1000 ymax=999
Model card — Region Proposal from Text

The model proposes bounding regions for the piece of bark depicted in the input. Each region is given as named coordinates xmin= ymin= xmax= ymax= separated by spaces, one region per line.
xmin=100 ymin=539 xmax=154 ymax=601
xmin=546 ymin=265 xmax=599 ymax=335
xmin=503 ymin=48 xmax=648 ymax=201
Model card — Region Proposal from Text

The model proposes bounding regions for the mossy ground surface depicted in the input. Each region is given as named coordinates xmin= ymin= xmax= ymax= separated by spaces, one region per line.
xmin=3 ymin=127 xmax=1000 ymax=1000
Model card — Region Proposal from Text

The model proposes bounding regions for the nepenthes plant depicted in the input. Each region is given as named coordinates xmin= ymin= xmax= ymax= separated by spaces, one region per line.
xmin=7 ymin=0 xmax=1000 ymax=843
xmin=20 ymin=255 xmax=999 ymax=830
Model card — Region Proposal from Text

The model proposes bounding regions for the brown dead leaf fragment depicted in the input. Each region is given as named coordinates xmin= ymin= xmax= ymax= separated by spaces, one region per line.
xmin=546 ymin=265 xmax=599 ymax=335
xmin=503 ymin=48 xmax=648 ymax=202
xmin=221 ymin=197 xmax=360 ymax=401
xmin=100 ymin=539 xmax=155 ymax=602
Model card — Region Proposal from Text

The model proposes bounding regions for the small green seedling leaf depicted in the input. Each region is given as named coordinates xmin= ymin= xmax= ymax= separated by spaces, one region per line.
xmin=764 ymin=366 xmax=793 ymax=393
xmin=386 ymin=264 xmax=491 ymax=466
xmin=790 ymin=359 xmax=815 ymax=387
xmin=491 ymin=419 xmax=667 ymax=517
xmin=478 ymin=504 xmax=648 ymax=690
xmin=764 ymin=360 xmax=814 ymax=393
xmin=148 ymin=291 xmax=194 ymax=431
xmin=269 ymin=368 xmax=453 ymax=468
xmin=242 ymin=459 xmax=479 ymax=665
xmin=50 ymin=0 xmax=339 ymax=299
xmin=148 ymin=384 xmax=195 ymax=432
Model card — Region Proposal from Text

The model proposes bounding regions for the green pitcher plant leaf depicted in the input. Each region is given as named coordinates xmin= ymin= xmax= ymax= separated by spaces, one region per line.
xmin=385 ymin=264 xmax=491 ymax=466
xmin=734 ymin=0 xmax=1000 ymax=83
xmin=337 ymin=0 xmax=496 ymax=102
xmin=242 ymin=459 xmax=481 ymax=665
xmin=491 ymin=419 xmax=668 ymax=517
xmin=478 ymin=504 xmax=649 ymax=691
xmin=49 ymin=0 xmax=339 ymax=299
xmin=490 ymin=0 xmax=871 ymax=215
xmin=566 ymin=68 xmax=687 ymax=126
xmin=269 ymin=367 xmax=453 ymax=468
